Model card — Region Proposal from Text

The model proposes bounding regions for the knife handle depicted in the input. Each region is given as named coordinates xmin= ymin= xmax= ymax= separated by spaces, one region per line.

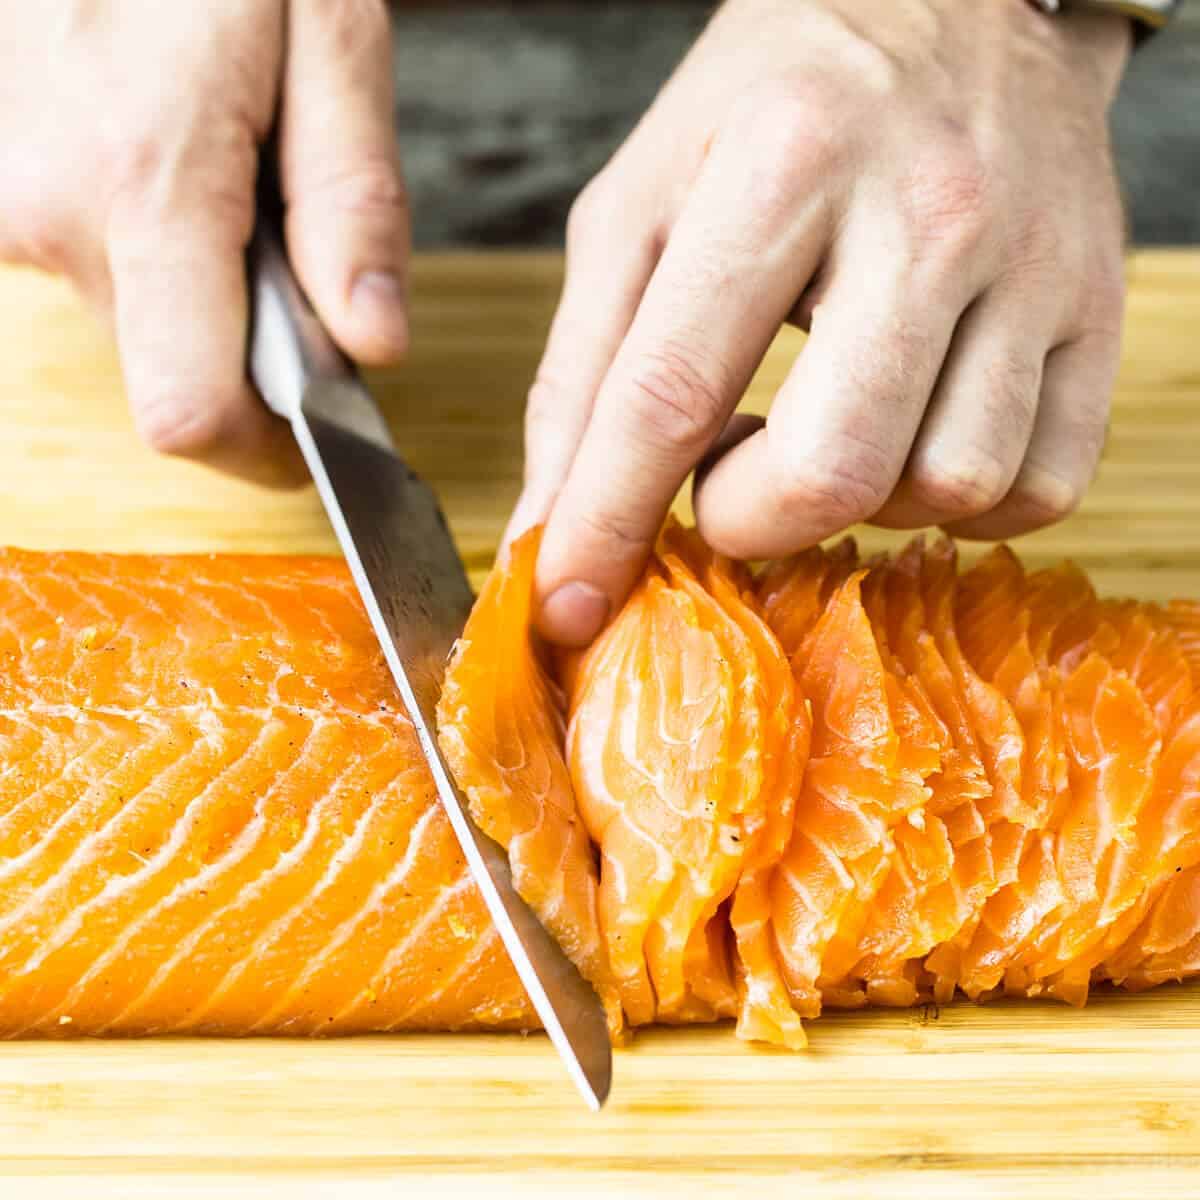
xmin=247 ymin=155 xmax=360 ymax=423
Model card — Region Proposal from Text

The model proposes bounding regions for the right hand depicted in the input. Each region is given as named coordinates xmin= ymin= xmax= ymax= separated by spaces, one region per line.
xmin=0 ymin=0 xmax=409 ymax=485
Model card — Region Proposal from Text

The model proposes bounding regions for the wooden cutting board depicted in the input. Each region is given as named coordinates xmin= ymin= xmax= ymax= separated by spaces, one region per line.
xmin=0 ymin=251 xmax=1198 ymax=1198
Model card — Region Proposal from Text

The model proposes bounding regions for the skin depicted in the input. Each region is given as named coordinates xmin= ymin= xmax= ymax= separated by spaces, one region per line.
xmin=0 ymin=0 xmax=1131 ymax=644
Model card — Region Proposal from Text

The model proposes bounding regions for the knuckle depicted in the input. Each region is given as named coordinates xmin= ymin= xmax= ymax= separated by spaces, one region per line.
xmin=525 ymin=374 xmax=560 ymax=422
xmin=1086 ymin=256 xmax=1128 ymax=333
xmin=1005 ymin=467 xmax=1085 ymax=528
xmin=0 ymin=201 xmax=68 ymax=272
xmin=104 ymin=123 xmax=258 ymax=250
xmin=625 ymin=347 xmax=727 ymax=454
xmin=523 ymin=374 xmax=565 ymax=454
xmin=0 ymin=152 xmax=67 ymax=268
xmin=304 ymin=155 xmax=406 ymax=218
xmin=902 ymin=135 xmax=991 ymax=261
xmin=307 ymin=0 xmax=391 ymax=59
xmin=105 ymin=132 xmax=167 ymax=204
xmin=134 ymin=391 xmax=233 ymax=458
xmin=1010 ymin=213 xmax=1067 ymax=281
xmin=574 ymin=507 xmax=645 ymax=555
xmin=907 ymin=450 xmax=1011 ymax=518
xmin=906 ymin=354 xmax=1040 ymax=519
xmin=735 ymin=75 xmax=844 ymax=184
xmin=768 ymin=437 xmax=892 ymax=530
xmin=565 ymin=176 xmax=616 ymax=250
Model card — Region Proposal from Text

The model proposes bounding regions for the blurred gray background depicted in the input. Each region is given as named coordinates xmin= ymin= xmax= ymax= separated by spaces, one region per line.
xmin=391 ymin=1 xmax=1199 ymax=247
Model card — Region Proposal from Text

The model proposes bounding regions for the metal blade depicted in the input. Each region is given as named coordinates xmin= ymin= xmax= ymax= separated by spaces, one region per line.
xmin=289 ymin=391 xmax=612 ymax=1111
xmin=247 ymin=199 xmax=611 ymax=1109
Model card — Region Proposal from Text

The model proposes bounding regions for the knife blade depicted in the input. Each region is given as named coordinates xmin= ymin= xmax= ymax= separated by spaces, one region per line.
xmin=246 ymin=204 xmax=612 ymax=1112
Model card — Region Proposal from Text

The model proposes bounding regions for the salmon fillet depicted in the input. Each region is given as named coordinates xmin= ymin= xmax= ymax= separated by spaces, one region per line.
xmin=0 ymin=549 xmax=532 ymax=1035
xmin=1 ymin=528 xmax=1198 ymax=1047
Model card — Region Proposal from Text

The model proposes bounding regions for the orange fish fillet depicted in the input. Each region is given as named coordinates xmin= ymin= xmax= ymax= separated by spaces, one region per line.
xmin=0 ymin=549 xmax=532 ymax=1035
xmin=1 ymin=527 xmax=1199 ymax=1048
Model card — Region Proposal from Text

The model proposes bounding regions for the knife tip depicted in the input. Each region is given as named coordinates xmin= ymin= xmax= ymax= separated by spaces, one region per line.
xmin=571 ymin=1050 xmax=612 ymax=1113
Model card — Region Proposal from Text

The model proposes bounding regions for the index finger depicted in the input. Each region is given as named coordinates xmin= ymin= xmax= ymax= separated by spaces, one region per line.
xmin=533 ymin=89 xmax=837 ymax=645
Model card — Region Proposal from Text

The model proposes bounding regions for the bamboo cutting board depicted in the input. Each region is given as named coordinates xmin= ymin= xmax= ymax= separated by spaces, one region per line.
xmin=0 ymin=252 xmax=1197 ymax=1198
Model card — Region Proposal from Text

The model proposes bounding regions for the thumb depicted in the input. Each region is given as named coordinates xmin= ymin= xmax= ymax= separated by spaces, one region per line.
xmin=280 ymin=0 xmax=410 ymax=366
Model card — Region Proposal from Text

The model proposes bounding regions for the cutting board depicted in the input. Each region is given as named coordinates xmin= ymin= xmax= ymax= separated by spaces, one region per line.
xmin=0 ymin=252 xmax=1198 ymax=1198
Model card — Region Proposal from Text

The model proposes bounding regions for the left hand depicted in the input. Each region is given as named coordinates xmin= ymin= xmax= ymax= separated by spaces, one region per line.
xmin=511 ymin=0 xmax=1132 ymax=646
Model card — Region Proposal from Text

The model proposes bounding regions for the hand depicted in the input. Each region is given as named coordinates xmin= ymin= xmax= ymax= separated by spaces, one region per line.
xmin=514 ymin=0 xmax=1132 ymax=646
xmin=0 ymin=0 xmax=408 ymax=485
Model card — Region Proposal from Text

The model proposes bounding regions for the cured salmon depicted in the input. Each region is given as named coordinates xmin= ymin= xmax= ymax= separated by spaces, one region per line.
xmin=0 ymin=525 xmax=1198 ymax=1048
xmin=0 ymin=550 xmax=532 ymax=1035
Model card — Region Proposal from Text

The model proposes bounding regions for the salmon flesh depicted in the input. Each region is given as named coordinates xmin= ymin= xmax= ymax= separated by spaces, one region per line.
xmin=1 ymin=528 xmax=1198 ymax=1046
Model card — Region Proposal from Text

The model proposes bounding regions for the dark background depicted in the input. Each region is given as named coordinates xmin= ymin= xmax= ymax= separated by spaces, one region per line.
xmin=388 ymin=1 xmax=1200 ymax=247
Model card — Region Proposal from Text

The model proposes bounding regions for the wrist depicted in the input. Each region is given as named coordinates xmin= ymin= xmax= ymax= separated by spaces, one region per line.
xmin=1027 ymin=2 xmax=1133 ymax=98
xmin=1027 ymin=0 xmax=1178 ymax=37
xmin=1071 ymin=10 xmax=1134 ymax=96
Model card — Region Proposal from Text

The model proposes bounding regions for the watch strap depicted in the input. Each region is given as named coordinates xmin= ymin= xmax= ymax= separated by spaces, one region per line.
xmin=1028 ymin=0 xmax=1180 ymax=41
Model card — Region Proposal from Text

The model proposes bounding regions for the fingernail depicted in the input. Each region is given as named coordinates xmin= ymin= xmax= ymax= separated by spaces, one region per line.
xmin=351 ymin=271 xmax=408 ymax=354
xmin=1019 ymin=464 xmax=1078 ymax=517
xmin=540 ymin=581 xmax=610 ymax=648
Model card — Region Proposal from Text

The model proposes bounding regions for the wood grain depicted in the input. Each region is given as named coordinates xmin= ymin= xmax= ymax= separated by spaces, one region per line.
xmin=0 ymin=251 xmax=1198 ymax=1195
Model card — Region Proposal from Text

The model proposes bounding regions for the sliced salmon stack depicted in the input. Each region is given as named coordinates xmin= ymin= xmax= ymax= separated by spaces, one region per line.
xmin=1091 ymin=700 xmax=1200 ymax=992
xmin=950 ymin=547 xmax=1069 ymax=998
xmin=558 ymin=522 xmax=804 ymax=1036
xmin=835 ymin=543 xmax=995 ymax=1007
xmin=1101 ymin=701 xmax=1200 ymax=991
xmin=992 ymin=579 xmax=1169 ymax=1004
xmin=0 ymin=529 xmax=1199 ymax=1048
xmin=1006 ymin=652 xmax=1161 ymax=1003
xmin=760 ymin=566 xmax=920 ymax=1014
xmin=845 ymin=566 xmax=953 ymax=1006
xmin=1030 ymin=602 xmax=1193 ymax=1004
xmin=950 ymin=560 xmax=1199 ymax=1007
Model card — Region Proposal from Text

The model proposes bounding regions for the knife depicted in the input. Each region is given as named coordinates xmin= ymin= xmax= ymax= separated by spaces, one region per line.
xmin=246 ymin=176 xmax=612 ymax=1112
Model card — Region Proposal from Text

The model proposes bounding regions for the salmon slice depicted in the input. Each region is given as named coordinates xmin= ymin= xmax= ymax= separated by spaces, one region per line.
xmin=999 ymin=582 xmax=1195 ymax=1002
xmin=760 ymin=568 xmax=918 ymax=1016
xmin=756 ymin=538 xmax=858 ymax=661
xmin=867 ymin=542 xmax=1000 ymax=1004
xmin=830 ymin=559 xmax=953 ymax=1005
xmin=1102 ymin=705 xmax=1200 ymax=991
xmin=678 ymin=533 xmax=810 ymax=1049
xmin=437 ymin=529 xmax=622 ymax=1034
xmin=951 ymin=548 xmax=1068 ymax=997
